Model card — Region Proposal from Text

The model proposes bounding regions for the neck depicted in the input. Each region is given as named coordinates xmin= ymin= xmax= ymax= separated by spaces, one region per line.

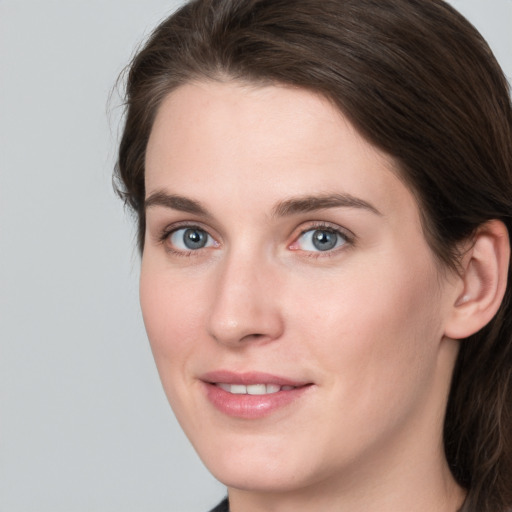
xmin=227 ymin=454 xmax=466 ymax=512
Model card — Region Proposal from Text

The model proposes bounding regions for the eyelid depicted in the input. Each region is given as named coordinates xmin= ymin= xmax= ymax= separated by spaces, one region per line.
xmin=288 ymin=221 xmax=355 ymax=253
xmin=156 ymin=219 xmax=215 ymax=240
xmin=157 ymin=221 xmax=220 ymax=255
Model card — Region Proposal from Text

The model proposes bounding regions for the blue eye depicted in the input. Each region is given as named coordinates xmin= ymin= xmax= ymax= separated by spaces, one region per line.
xmin=168 ymin=227 xmax=216 ymax=251
xmin=295 ymin=228 xmax=347 ymax=252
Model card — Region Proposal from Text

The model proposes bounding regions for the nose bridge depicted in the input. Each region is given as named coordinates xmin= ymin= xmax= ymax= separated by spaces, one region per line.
xmin=207 ymin=244 xmax=283 ymax=346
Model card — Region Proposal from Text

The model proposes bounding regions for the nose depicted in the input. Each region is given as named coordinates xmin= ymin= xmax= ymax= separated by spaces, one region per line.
xmin=207 ymin=251 xmax=284 ymax=347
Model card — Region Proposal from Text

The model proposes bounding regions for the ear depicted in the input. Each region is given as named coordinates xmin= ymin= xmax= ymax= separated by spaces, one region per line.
xmin=444 ymin=220 xmax=510 ymax=340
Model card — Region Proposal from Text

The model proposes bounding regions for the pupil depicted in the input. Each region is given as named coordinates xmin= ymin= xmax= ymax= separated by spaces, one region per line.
xmin=312 ymin=230 xmax=337 ymax=251
xmin=184 ymin=229 xmax=207 ymax=249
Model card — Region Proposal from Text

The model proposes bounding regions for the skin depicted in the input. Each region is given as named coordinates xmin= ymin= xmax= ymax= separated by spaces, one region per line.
xmin=141 ymin=81 xmax=467 ymax=512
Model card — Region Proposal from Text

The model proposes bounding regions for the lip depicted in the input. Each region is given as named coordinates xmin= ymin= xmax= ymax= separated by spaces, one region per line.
xmin=200 ymin=370 xmax=313 ymax=419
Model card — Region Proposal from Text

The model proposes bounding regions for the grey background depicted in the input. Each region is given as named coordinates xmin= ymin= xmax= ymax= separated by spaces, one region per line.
xmin=1 ymin=1 xmax=511 ymax=511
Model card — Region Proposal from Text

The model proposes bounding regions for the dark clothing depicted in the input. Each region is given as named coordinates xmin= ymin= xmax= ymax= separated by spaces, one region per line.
xmin=209 ymin=498 xmax=229 ymax=512
xmin=208 ymin=494 xmax=511 ymax=512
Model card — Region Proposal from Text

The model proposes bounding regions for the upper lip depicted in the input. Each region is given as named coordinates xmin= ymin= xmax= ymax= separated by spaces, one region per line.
xmin=200 ymin=370 xmax=311 ymax=387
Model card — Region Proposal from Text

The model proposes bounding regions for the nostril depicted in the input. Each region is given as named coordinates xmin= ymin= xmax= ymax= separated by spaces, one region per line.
xmin=238 ymin=333 xmax=267 ymax=343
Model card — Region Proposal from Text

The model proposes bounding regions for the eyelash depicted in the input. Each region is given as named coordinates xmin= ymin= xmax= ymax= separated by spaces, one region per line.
xmin=158 ymin=223 xmax=216 ymax=257
xmin=291 ymin=222 xmax=354 ymax=258
xmin=157 ymin=221 xmax=354 ymax=258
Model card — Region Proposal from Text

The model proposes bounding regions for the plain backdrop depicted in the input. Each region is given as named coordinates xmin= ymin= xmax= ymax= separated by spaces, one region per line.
xmin=1 ymin=1 xmax=511 ymax=511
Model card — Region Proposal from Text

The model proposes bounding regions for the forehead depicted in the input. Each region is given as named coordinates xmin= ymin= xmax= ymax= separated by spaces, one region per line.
xmin=145 ymin=81 xmax=416 ymax=221
xmin=146 ymin=81 xmax=352 ymax=172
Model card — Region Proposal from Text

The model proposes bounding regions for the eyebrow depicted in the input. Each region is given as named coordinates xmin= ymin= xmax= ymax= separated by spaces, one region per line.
xmin=272 ymin=193 xmax=381 ymax=217
xmin=145 ymin=191 xmax=211 ymax=217
xmin=144 ymin=191 xmax=381 ymax=218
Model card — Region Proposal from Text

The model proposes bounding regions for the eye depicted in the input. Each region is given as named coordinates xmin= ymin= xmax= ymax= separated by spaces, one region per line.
xmin=291 ymin=227 xmax=348 ymax=252
xmin=167 ymin=227 xmax=217 ymax=251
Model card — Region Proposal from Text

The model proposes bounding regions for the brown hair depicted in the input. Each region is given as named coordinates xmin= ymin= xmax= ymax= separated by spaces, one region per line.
xmin=115 ymin=1 xmax=512 ymax=510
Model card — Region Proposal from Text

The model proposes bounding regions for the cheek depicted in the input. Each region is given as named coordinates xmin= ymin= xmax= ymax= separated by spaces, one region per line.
xmin=139 ymin=263 xmax=204 ymax=372
xmin=288 ymin=252 xmax=444 ymax=401
xmin=139 ymin=264 xmax=213 ymax=431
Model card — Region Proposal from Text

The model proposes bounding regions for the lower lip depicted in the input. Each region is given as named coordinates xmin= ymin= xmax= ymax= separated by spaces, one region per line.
xmin=203 ymin=383 xmax=312 ymax=419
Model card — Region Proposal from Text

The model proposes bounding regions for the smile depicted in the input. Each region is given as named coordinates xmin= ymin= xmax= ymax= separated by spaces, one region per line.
xmin=201 ymin=372 xmax=313 ymax=419
xmin=216 ymin=383 xmax=296 ymax=395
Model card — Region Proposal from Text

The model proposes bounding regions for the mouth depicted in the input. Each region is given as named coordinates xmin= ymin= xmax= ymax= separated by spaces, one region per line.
xmin=200 ymin=371 xmax=313 ymax=419
xmin=215 ymin=383 xmax=297 ymax=395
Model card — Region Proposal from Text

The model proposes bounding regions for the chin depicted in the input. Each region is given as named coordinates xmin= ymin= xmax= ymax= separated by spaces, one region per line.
xmin=208 ymin=459 xmax=310 ymax=493
xmin=192 ymin=430 xmax=329 ymax=494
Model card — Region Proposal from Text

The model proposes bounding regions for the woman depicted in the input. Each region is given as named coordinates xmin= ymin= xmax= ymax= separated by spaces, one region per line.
xmin=115 ymin=0 xmax=512 ymax=511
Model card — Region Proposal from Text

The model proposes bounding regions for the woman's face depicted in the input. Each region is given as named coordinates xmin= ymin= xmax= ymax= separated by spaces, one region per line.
xmin=141 ymin=81 xmax=460 ymax=495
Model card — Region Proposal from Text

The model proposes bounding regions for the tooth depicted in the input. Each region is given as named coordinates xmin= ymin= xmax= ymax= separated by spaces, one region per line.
xmin=230 ymin=384 xmax=247 ymax=394
xmin=247 ymin=384 xmax=267 ymax=395
xmin=266 ymin=384 xmax=280 ymax=394
xmin=217 ymin=383 xmax=296 ymax=395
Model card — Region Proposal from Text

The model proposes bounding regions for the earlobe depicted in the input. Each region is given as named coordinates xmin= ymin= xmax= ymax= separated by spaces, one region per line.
xmin=444 ymin=220 xmax=510 ymax=340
